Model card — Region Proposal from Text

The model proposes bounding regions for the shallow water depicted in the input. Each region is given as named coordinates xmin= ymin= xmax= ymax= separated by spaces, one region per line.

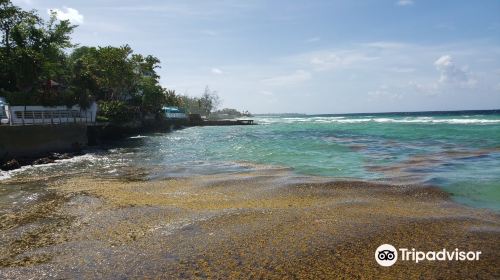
xmin=1 ymin=110 xmax=500 ymax=211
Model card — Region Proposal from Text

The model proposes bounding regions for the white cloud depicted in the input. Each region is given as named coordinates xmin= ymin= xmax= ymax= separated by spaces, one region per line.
xmin=400 ymin=54 xmax=479 ymax=96
xmin=49 ymin=7 xmax=84 ymax=24
xmin=261 ymin=70 xmax=312 ymax=86
xmin=211 ymin=68 xmax=223 ymax=75
xmin=434 ymin=55 xmax=476 ymax=87
xmin=164 ymin=41 xmax=499 ymax=113
xmin=396 ymin=0 xmax=414 ymax=6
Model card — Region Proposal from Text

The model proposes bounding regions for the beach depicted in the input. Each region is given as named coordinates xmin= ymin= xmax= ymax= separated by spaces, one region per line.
xmin=1 ymin=166 xmax=499 ymax=279
xmin=1 ymin=113 xmax=500 ymax=279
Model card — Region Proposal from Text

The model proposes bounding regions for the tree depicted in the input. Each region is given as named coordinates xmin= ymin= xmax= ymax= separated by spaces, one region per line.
xmin=0 ymin=0 xmax=192 ymax=122
xmin=139 ymin=76 xmax=164 ymax=113
xmin=1 ymin=1 xmax=75 ymax=105
xmin=164 ymin=89 xmax=183 ymax=107
xmin=71 ymin=46 xmax=128 ymax=102
xmin=199 ymin=86 xmax=220 ymax=116
xmin=0 ymin=0 xmax=40 ymax=92
xmin=0 ymin=0 xmax=36 ymax=56
xmin=68 ymin=48 xmax=98 ymax=108
xmin=92 ymin=45 xmax=135 ymax=101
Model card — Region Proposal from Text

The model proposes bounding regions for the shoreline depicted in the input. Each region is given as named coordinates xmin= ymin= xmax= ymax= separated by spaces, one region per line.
xmin=1 ymin=118 xmax=256 ymax=172
xmin=2 ymin=152 xmax=499 ymax=213
xmin=1 ymin=167 xmax=499 ymax=278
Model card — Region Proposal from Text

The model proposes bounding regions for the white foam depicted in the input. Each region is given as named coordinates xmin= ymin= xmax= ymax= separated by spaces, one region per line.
xmin=129 ymin=135 xmax=148 ymax=139
xmin=0 ymin=171 xmax=11 ymax=181
xmin=0 ymin=153 xmax=103 ymax=181
xmin=258 ymin=116 xmax=500 ymax=125
xmin=372 ymin=118 xmax=500 ymax=124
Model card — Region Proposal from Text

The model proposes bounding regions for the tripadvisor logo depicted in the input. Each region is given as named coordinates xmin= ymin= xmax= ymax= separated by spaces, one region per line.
xmin=375 ymin=244 xmax=398 ymax=266
xmin=375 ymin=244 xmax=482 ymax=267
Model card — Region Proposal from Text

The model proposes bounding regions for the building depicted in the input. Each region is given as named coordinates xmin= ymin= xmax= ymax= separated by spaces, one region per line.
xmin=162 ymin=106 xmax=187 ymax=119
xmin=0 ymin=97 xmax=97 ymax=126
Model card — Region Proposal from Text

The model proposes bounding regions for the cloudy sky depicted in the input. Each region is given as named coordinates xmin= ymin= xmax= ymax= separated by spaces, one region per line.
xmin=12 ymin=0 xmax=500 ymax=113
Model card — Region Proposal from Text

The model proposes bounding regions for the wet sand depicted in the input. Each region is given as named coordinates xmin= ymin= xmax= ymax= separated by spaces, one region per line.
xmin=1 ymin=166 xmax=499 ymax=279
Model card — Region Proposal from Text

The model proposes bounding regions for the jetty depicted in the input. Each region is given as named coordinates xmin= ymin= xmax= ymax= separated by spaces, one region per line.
xmin=192 ymin=119 xmax=254 ymax=126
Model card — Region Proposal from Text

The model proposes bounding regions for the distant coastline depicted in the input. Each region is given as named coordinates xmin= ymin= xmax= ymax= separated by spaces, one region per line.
xmin=256 ymin=108 xmax=500 ymax=117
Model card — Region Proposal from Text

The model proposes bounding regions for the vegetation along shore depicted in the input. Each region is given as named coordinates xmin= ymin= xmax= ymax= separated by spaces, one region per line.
xmin=0 ymin=0 xmax=252 ymax=171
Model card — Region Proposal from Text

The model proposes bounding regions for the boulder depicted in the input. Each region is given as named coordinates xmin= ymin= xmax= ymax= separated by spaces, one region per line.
xmin=1 ymin=159 xmax=21 ymax=171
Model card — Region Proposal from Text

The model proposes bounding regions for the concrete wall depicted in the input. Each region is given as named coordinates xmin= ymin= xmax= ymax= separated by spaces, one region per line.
xmin=0 ymin=124 xmax=87 ymax=161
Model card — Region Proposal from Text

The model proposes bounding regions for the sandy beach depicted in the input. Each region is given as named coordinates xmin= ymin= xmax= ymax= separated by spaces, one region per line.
xmin=1 ymin=166 xmax=499 ymax=279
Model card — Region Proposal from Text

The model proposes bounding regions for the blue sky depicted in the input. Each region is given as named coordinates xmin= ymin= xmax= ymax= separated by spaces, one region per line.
xmin=13 ymin=0 xmax=500 ymax=113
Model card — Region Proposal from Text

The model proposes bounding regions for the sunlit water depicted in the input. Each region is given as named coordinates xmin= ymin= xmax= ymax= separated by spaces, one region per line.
xmin=1 ymin=110 xmax=500 ymax=211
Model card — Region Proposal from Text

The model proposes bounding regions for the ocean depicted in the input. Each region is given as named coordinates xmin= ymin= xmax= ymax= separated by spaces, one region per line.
xmin=1 ymin=110 xmax=500 ymax=211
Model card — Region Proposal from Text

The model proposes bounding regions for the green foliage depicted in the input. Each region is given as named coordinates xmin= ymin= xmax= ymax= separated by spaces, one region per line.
xmin=210 ymin=108 xmax=252 ymax=120
xmin=139 ymin=76 xmax=164 ymax=113
xmin=164 ymin=89 xmax=183 ymax=108
xmin=178 ymin=86 xmax=221 ymax=116
xmin=1 ymin=2 xmax=75 ymax=94
xmin=97 ymin=101 xmax=136 ymax=123
xmin=0 ymin=0 xmax=223 ymax=123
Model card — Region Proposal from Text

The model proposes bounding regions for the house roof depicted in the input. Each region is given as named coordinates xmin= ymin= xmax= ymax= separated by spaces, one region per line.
xmin=162 ymin=106 xmax=185 ymax=113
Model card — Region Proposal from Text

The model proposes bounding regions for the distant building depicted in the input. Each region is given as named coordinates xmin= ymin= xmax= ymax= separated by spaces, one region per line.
xmin=162 ymin=106 xmax=187 ymax=119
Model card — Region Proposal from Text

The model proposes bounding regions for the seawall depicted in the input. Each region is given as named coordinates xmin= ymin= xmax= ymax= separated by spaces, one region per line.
xmin=0 ymin=124 xmax=87 ymax=162
xmin=87 ymin=119 xmax=189 ymax=144
xmin=0 ymin=118 xmax=255 ymax=167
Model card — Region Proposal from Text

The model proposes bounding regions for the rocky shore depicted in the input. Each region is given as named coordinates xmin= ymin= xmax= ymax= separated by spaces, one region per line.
xmin=1 ymin=166 xmax=498 ymax=279
xmin=0 ymin=152 xmax=82 ymax=171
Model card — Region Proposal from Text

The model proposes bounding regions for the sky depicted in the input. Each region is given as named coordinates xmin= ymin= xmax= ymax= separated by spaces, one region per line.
xmin=12 ymin=0 xmax=500 ymax=114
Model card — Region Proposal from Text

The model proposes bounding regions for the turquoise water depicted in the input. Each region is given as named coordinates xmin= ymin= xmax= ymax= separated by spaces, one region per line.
xmin=1 ymin=111 xmax=500 ymax=211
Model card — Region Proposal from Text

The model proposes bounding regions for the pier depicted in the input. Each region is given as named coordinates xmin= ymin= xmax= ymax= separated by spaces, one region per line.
xmin=193 ymin=119 xmax=255 ymax=126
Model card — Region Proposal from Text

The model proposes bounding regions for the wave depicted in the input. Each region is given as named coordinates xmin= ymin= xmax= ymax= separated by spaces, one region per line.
xmin=257 ymin=116 xmax=500 ymax=125
xmin=0 ymin=153 xmax=103 ymax=181
xmin=372 ymin=118 xmax=500 ymax=124
xmin=0 ymin=171 xmax=11 ymax=181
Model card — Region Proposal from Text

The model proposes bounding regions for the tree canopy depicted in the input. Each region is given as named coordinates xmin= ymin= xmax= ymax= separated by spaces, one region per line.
xmin=0 ymin=0 xmax=227 ymax=123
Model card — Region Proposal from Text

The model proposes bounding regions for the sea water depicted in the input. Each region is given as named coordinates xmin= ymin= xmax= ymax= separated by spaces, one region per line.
xmin=1 ymin=110 xmax=499 ymax=211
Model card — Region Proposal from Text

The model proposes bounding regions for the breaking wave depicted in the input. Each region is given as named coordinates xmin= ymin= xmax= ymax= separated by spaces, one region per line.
xmin=257 ymin=116 xmax=500 ymax=125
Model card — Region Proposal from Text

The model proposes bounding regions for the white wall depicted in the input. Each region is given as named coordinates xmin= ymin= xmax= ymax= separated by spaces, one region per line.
xmin=4 ymin=103 xmax=97 ymax=125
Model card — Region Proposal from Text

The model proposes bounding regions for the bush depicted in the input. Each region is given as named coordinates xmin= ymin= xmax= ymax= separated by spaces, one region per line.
xmin=97 ymin=101 xmax=137 ymax=123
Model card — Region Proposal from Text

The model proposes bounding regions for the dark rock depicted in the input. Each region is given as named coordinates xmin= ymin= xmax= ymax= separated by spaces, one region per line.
xmin=32 ymin=157 xmax=55 ymax=165
xmin=1 ymin=159 xmax=21 ymax=171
